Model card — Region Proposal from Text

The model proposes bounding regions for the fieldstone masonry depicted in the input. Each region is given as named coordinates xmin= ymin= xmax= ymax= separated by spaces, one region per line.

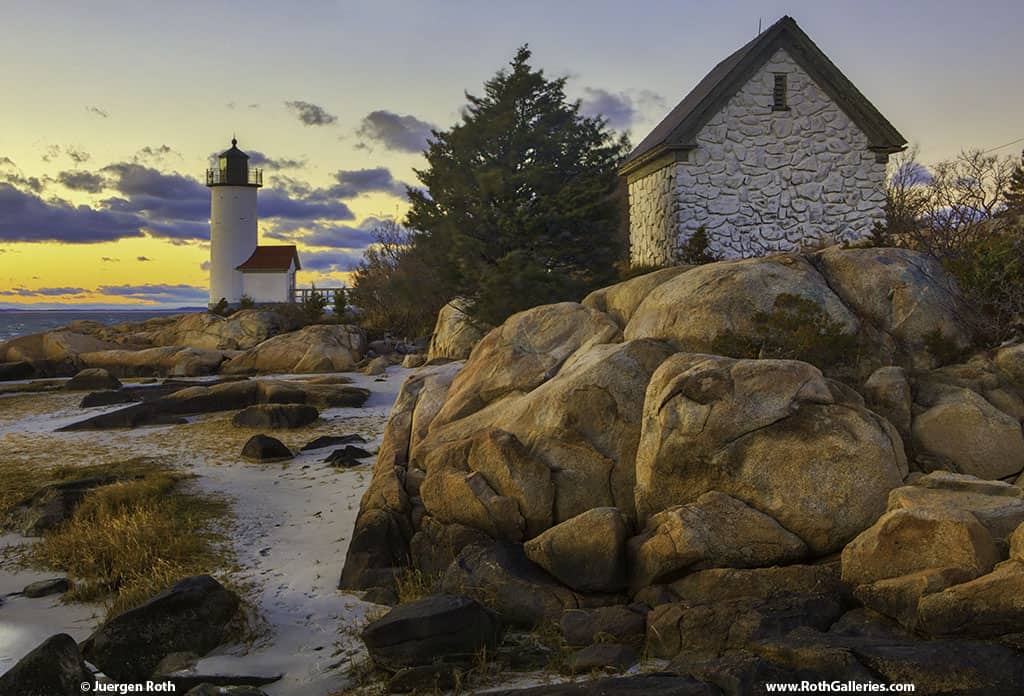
xmin=629 ymin=48 xmax=888 ymax=266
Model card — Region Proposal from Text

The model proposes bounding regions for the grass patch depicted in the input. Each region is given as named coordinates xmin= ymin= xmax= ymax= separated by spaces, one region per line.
xmin=2 ymin=457 xmax=235 ymax=620
xmin=394 ymin=568 xmax=441 ymax=604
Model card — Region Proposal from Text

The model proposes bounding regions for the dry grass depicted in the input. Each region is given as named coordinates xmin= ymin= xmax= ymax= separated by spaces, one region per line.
xmin=1 ymin=455 xmax=234 ymax=620
xmin=394 ymin=568 xmax=441 ymax=604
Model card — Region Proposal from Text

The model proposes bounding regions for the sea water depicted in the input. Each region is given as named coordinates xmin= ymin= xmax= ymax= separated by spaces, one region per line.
xmin=0 ymin=309 xmax=190 ymax=342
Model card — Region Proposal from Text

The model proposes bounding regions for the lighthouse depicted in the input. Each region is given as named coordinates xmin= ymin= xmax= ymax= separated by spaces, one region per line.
xmin=206 ymin=138 xmax=262 ymax=307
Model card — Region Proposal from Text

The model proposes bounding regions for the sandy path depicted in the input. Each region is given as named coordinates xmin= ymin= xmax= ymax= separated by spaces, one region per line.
xmin=0 ymin=368 xmax=408 ymax=693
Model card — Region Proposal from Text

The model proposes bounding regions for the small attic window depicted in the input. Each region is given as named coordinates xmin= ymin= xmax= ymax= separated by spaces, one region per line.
xmin=772 ymin=73 xmax=789 ymax=111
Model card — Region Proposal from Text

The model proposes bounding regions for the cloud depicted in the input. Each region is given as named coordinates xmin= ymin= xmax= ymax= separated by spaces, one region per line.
xmin=102 ymin=162 xmax=206 ymax=200
xmin=242 ymin=150 xmax=306 ymax=170
xmin=0 ymin=157 xmax=16 ymax=168
xmin=200 ymin=260 xmax=211 ymax=271
xmin=99 ymin=162 xmax=210 ymax=236
xmin=356 ymin=110 xmax=437 ymax=153
xmin=0 ymin=183 xmax=144 ymax=243
xmin=66 ymin=147 xmax=91 ymax=164
xmin=57 ymin=170 xmax=105 ymax=193
xmin=41 ymin=145 xmax=61 ymax=163
xmin=259 ymin=190 xmax=355 ymax=221
xmin=579 ymin=88 xmax=666 ymax=131
xmin=134 ymin=145 xmax=179 ymax=162
xmin=285 ymin=100 xmax=337 ymax=126
xmin=300 ymin=250 xmax=363 ymax=272
xmin=0 ymin=286 xmax=87 ymax=296
xmin=248 ymin=103 xmax=260 ymax=109
xmin=329 ymin=168 xmax=408 ymax=198
xmin=137 ymin=255 xmax=152 ymax=261
xmin=301 ymin=218 xmax=383 ymax=248
xmin=101 ymin=257 xmax=120 ymax=262
xmin=225 ymin=102 xmax=236 ymax=110
xmin=86 ymin=106 xmax=109 ymax=118
xmin=1 ymin=169 xmax=44 ymax=193
xmin=97 ymin=283 xmax=209 ymax=304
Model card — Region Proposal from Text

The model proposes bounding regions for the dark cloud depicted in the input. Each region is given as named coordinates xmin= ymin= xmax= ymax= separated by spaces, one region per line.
xmin=300 ymin=250 xmax=363 ymax=272
xmin=97 ymin=283 xmax=209 ymax=304
xmin=0 ymin=183 xmax=143 ymax=243
xmin=102 ymin=162 xmax=206 ymax=200
xmin=246 ymin=150 xmax=306 ymax=170
xmin=356 ymin=110 xmax=436 ymax=153
xmin=134 ymin=145 xmax=178 ymax=162
xmin=579 ymin=88 xmax=636 ymax=130
xmin=285 ymin=100 xmax=337 ymax=126
xmin=0 ymin=157 xmax=16 ymax=167
xmin=137 ymin=255 xmax=152 ymax=261
xmin=98 ymin=162 xmax=210 ymax=237
xmin=301 ymin=218 xmax=383 ymax=248
xmin=57 ymin=170 xmax=105 ymax=193
xmin=102 ymin=195 xmax=209 ymax=226
xmin=66 ymin=147 xmax=90 ymax=164
xmin=1 ymin=170 xmax=44 ymax=193
xmin=259 ymin=190 xmax=355 ymax=221
xmin=86 ymin=106 xmax=109 ymax=118
xmin=0 ymin=286 xmax=88 ymax=296
xmin=328 ymin=168 xmax=408 ymax=198
xmin=41 ymin=145 xmax=61 ymax=163
xmin=101 ymin=257 xmax=120 ymax=262
xmin=140 ymin=219 xmax=210 ymax=241
xmin=579 ymin=88 xmax=666 ymax=131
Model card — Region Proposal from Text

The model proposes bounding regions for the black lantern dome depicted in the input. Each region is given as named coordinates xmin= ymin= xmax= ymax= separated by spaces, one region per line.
xmin=206 ymin=138 xmax=262 ymax=187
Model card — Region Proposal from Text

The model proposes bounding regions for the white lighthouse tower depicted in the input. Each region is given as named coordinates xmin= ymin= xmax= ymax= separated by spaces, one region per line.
xmin=206 ymin=138 xmax=263 ymax=307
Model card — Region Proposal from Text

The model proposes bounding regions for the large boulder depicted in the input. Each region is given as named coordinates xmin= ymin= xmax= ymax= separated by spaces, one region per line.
xmin=669 ymin=563 xmax=846 ymax=605
xmin=911 ymin=385 xmax=1024 ymax=480
xmin=440 ymin=543 xmax=620 ymax=628
xmin=0 ymin=633 xmax=91 ymax=696
xmin=623 ymin=254 xmax=859 ymax=353
xmin=425 ymin=339 xmax=674 ymax=525
xmin=148 ymin=310 xmax=292 ymax=350
xmin=221 ymin=324 xmax=367 ymax=374
xmin=628 ymin=491 xmax=808 ymax=591
xmin=524 ymin=507 xmax=630 ymax=593
xmin=82 ymin=575 xmax=239 ymax=681
xmin=916 ymin=560 xmax=1024 ymax=638
xmin=231 ymin=404 xmax=319 ymax=429
xmin=635 ymin=354 xmax=906 ymax=554
xmin=431 ymin=302 xmax=622 ymax=426
xmin=886 ymin=472 xmax=1024 ymax=547
xmin=581 ymin=266 xmax=690 ymax=328
xmin=79 ymin=346 xmax=228 ymax=377
xmin=426 ymin=298 xmax=488 ymax=362
xmin=64 ymin=367 xmax=122 ymax=391
xmin=995 ymin=342 xmax=1024 ymax=390
xmin=361 ymin=594 xmax=502 ymax=671
xmin=840 ymin=507 xmax=1001 ymax=586
xmin=862 ymin=366 xmax=912 ymax=439
xmin=813 ymin=246 xmax=973 ymax=368
xmin=559 ymin=604 xmax=648 ymax=646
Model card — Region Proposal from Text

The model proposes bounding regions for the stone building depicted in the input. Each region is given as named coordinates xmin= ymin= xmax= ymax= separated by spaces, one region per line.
xmin=621 ymin=16 xmax=906 ymax=265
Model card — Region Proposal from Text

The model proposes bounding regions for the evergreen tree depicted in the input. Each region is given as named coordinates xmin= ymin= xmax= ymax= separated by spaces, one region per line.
xmin=406 ymin=46 xmax=630 ymax=326
xmin=1007 ymin=149 xmax=1024 ymax=214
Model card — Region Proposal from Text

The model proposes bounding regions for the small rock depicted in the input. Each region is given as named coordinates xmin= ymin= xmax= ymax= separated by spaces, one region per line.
xmin=402 ymin=354 xmax=427 ymax=369
xmin=300 ymin=434 xmax=366 ymax=451
xmin=22 ymin=577 xmax=70 ymax=598
xmin=232 ymin=404 xmax=319 ymax=429
xmin=0 ymin=633 xmax=90 ymax=695
xmin=363 ymin=356 xmax=389 ymax=376
xmin=64 ymin=367 xmax=122 ymax=391
xmin=324 ymin=445 xmax=374 ymax=467
xmin=568 ymin=643 xmax=638 ymax=674
xmin=241 ymin=435 xmax=293 ymax=463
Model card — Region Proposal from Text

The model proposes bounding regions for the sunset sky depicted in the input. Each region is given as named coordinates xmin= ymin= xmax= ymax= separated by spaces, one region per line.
xmin=1 ymin=0 xmax=1021 ymax=308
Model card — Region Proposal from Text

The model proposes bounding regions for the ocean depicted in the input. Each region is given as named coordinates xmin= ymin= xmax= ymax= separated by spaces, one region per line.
xmin=0 ymin=309 xmax=196 ymax=342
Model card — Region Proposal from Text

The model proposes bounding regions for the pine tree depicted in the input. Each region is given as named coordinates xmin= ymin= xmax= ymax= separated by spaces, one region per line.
xmin=1007 ymin=149 xmax=1024 ymax=214
xmin=405 ymin=46 xmax=630 ymax=326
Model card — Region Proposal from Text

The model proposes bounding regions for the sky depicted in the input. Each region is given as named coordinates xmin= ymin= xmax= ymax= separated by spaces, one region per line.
xmin=1 ymin=0 xmax=1021 ymax=308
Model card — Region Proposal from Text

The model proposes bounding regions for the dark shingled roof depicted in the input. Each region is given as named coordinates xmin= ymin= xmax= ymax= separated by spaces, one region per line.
xmin=219 ymin=138 xmax=249 ymax=160
xmin=620 ymin=16 xmax=907 ymax=176
xmin=236 ymin=245 xmax=301 ymax=272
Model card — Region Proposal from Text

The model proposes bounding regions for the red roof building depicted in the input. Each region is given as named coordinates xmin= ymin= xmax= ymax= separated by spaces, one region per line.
xmin=235 ymin=245 xmax=302 ymax=272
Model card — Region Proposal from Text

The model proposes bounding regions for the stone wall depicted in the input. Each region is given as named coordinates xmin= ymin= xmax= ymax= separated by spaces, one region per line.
xmin=629 ymin=47 xmax=887 ymax=266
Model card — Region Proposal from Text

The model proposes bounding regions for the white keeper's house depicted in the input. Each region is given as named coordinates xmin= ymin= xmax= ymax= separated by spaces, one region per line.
xmin=206 ymin=138 xmax=300 ymax=307
xmin=621 ymin=16 xmax=907 ymax=265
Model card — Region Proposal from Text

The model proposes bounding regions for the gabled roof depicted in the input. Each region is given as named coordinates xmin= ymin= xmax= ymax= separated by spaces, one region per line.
xmin=620 ymin=16 xmax=907 ymax=176
xmin=236 ymin=245 xmax=301 ymax=272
